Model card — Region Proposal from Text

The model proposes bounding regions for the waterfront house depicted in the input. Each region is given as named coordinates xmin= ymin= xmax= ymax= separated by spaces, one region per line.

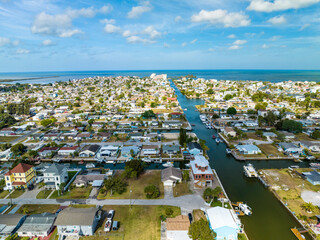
xmin=54 ymin=207 xmax=102 ymax=236
xmin=38 ymin=147 xmax=59 ymax=158
xmin=43 ymin=164 xmax=68 ymax=190
xmin=58 ymin=146 xmax=79 ymax=156
xmin=166 ymin=215 xmax=191 ymax=240
xmin=79 ymin=144 xmax=100 ymax=157
xmin=162 ymin=145 xmax=180 ymax=155
xmin=187 ymin=142 xmax=203 ymax=156
xmin=128 ymin=132 xmax=143 ymax=140
xmin=278 ymin=142 xmax=302 ymax=155
xmin=4 ymin=163 xmax=36 ymax=190
xmin=206 ymin=207 xmax=240 ymax=240
xmin=302 ymin=171 xmax=320 ymax=185
xmin=190 ymin=155 xmax=213 ymax=188
xmin=222 ymin=127 xmax=237 ymax=138
xmin=161 ymin=167 xmax=182 ymax=187
xmin=300 ymin=141 xmax=320 ymax=153
xmin=98 ymin=145 xmax=119 ymax=158
xmin=236 ymin=144 xmax=261 ymax=155
xmin=163 ymin=120 xmax=183 ymax=129
xmin=279 ymin=131 xmax=295 ymax=140
xmin=120 ymin=145 xmax=140 ymax=159
xmin=73 ymin=174 xmax=105 ymax=187
xmin=0 ymin=214 xmax=27 ymax=238
xmin=141 ymin=145 xmax=160 ymax=156
xmin=17 ymin=213 xmax=56 ymax=238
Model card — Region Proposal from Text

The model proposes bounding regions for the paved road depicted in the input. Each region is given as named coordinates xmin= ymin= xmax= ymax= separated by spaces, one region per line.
xmin=0 ymin=194 xmax=207 ymax=211
xmin=10 ymin=128 xmax=41 ymax=145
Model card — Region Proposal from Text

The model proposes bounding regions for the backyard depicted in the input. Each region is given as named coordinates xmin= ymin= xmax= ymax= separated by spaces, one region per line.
xmin=50 ymin=186 xmax=92 ymax=199
xmin=98 ymin=170 xmax=164 ymax=199
xmin=81 ymin=205 xmax=181 ymax=240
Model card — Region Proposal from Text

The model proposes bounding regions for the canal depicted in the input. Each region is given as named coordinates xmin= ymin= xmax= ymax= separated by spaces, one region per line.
xmin=170 ymin=81 xmax=312 ymax=240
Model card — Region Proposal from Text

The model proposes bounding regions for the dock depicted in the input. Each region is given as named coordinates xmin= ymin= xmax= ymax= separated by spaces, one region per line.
xmin=291 ymin=228 xmax=306 ymax=240
xmin=257 ymin=175 xmax=270 ymax=188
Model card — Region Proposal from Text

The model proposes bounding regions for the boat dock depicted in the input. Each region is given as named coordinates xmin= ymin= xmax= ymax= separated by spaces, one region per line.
xmin=291 ymin=228 xmax=307 ymax=240
xmin=257 ymin=175 xmax=270 ymax=188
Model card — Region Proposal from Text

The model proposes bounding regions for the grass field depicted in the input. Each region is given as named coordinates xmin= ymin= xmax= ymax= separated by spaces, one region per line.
xmin=17 ymin=204 xmax=60 ymax=214
xmin=50 ymin=186 xmax=92 ymax=199
xmin=258 ymin=144 xmax=286 ymax=158
xmin=9 ymin=190 xmax=25 ymax=199
xmin=173 ymin=182 xmax=192 ymax=197
xmin=80 ymin=205 xmax=181 ymax=240
xmin=0 ymin=136 xmax=20 ymax=142
xmin=0 ymin=190 xmax=9 ymax=199
xmin=98 ymin=170 xmax=164 ymax=199
xmin=36 ymin=190 xmax=52 ymax=199
xmin=294 ymin=133 xmax=314 ymax=142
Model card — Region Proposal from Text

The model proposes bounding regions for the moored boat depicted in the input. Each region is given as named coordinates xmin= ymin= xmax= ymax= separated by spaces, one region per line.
xmin=163 ymin=162 xmax=174 ymax=167
xmin=243 ymin=164 xmax=258 ymax=177
xmin=226 ymin=148 xmax=232 ymax=154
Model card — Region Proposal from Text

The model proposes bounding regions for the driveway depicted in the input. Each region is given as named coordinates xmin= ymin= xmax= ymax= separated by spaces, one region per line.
xmin=18 ymin=185 xmax=42 ymax=199
xmin=164 ymin=186 xmax=173 ymax=199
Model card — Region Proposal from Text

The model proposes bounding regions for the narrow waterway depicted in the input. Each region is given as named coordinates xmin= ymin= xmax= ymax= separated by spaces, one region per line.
xmin=170 ymin=81 xmax=312 ymax=240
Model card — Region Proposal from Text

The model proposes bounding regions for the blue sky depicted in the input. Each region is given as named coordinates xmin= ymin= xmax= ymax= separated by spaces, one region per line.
xmin=0 ymin=0 xmax=320 ymax=72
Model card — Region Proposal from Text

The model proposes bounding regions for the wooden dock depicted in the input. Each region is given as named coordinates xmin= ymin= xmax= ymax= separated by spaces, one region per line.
xmin=291 ymin=228 xmax=306 ymax=240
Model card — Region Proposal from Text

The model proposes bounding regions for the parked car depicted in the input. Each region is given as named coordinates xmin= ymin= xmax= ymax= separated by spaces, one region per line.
xmin=107 ymin=210 xmax=115 ymax=220
xmin=188 ymin=213 xmax=193 ymax=223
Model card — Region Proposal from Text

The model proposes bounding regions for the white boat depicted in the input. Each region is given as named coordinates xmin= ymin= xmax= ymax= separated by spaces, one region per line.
xmin=53 ymin=159 xmax=61 ymax=163
xmin=104 ymin=219 xmax=112 ymax=232
xmin=226 ymin=148 xmax=232 ymax=154
xmin=310 ymin=163 xmax=320 ymax=169
xmin=163 ymin=162 xmax=174 ymax=167
xmin=306 ymin=155 xmax=316 ymax=160
xmin=200 ymin=115 xmax=207 ymax=122
xmin=142 ymin=157 xmax=152 ymax=163
xmin=243 ymin=164 xmax=258 ymax=177
xmin=185 ymin=163 xmax=190 ymax=167
xmin=239 ymin=203 xmax=252 ymax=216
xmin=96 ymin=158 xmax=105 ymax=163
xmin=86 ymin=163 xmax=95 ymax=169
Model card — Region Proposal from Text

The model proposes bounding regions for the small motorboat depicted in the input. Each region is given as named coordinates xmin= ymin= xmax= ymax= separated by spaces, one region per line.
xmin=226 ymin=148 xmax=232 ymax=154
xmin=239 ymin=203 xmax=252 ymax=216
xmin=212 ymin=135 xmax=216 ymax=139
xmin=104 ymin=219 xmax=112 ymax=232
xmin=163 ymin=162 xmax=174 ymax=167
xmin=86 ymin=163 xmax=95 ymax=169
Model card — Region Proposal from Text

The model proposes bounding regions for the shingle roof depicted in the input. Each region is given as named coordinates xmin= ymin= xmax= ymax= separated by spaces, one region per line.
xmin=161 ymin=167 xmax=182 ymax=181
xmin=0 ymin=214 xmax=25 ymax=226
xmin=54 ymin=207 xmax=98 ymax=226
xmin=44 ymin=163 xmax=65 ymax=175
xmin=5 ymin=163 xmax=33 ymax=176
xmin=166 ymin=215 xmax=190 ymax=231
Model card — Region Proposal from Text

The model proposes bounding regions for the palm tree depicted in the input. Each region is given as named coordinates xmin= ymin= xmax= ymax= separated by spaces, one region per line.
xmin=302 ymin=202 xmax=314 ymax=213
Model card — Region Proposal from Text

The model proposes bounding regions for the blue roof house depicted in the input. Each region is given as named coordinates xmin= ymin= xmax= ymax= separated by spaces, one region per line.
xmin=236 ymin=144 xmax=261 ymax=155
xmin=302 ymin=171 xmax=320 ymax=185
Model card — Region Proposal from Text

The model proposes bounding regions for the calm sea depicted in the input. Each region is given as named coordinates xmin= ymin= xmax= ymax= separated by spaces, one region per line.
xmin=0 ymin=70 xmax=319 ymax=84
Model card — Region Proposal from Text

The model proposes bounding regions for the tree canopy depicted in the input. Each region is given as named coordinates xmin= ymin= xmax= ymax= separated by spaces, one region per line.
xmin=277 ymin=119 xmax=303 ymax=133
xmin=141 ymin=110 xmax=156 ymax=119
xmin=124 ymin=160 xmax=145 ymax=178
xmin=226 ymin=107 xmax=237 ymax=115
xmin=188 ymin=219 xmax=215 ymax=240
xmin=144 ymin=184 xmax=160 ymax=199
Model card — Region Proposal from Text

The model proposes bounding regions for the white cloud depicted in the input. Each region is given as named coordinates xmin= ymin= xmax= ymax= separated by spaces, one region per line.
xmin=59 ymin=29 xmax=83 ymax=38
xmin=262 ymin=44 xmax=269 ymax=48
xmin=190 ymin=38 xmax=198 ymax=44
xmin=143 ymin=26 xmax=161 ymax=39
xmin=126 ymin=35 xmax=155 ymax=44
xmin=163 ymin=43 xmax=170 ymax=48
xmin=12 ymin=40 xmax=20 ymax=46
xmin=16 ymin=48 xmax=29 ymax=54
xmin=191 ymin=9 xmax=250 ymax=27
xmin=31 ymin=7 xmax=103 ymax=38
xmin=268 ymin=15 xmax=287 ymax=25
xmin=233 ymin=39 xmax=247 ymax=45
xmin=104 ymin=24 xmax=121 ymax=33
xmin=270 ymin=35 xmax=281 ymax=41
xmin=0 ymin=37 xmax=10 ymax=46
xmin=127 ymin=2 xmax=152 ymax=19
xmin=122 ymin=30 xmax=132 ymax=37
xmin=99 ymin=5 xmax=113 ymax=14
xmin=181 ymin=42 xmax=187 ymax=47
xmin=229 ymin=45 xmax=242 ymax=50
xmin=100 ymin=19 xmax=116 ymax=24
xmin=42 ymin=39 xmax=54 ymax=46
xmin=227 ymin=34 xmax=236 ymax=38
xmin=300 ymin=23 xmax=310 ymax=31
xmin=247 ymin=0 xmax=320 ymax=12
xmin=175 ymin=16 xmax=182 ymax=22
xmin=208 ymin=48 xmax=215 ymax=52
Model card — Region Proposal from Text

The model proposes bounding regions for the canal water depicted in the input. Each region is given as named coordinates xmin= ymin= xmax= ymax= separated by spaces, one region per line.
xmin=170 ymin=81 xmax=312 ymax=240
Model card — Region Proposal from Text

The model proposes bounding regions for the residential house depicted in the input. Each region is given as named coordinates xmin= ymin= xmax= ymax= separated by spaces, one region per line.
xmin=73 ymin=174 xmax=106 ymax=187
xmin=58 ymin=146 xmax=79 ymax=156
xmin=141 ymin=145 xmax=160 ymax=156
xmin=222 ymin=127 xmax=237 ymax=138
xmin=300 ymin=141 xmax=320 ymax=153
xmin=236 ymin=144 xmax=261 ymax=155
xmin=98 ymin=145 xmax=119 ymax=158
xmin=190 ymin=155 xmax=213 ymax=188
xmin=0 ymin=214 xmax=27 ymax=238
xmin=54 ymin=207 xmax=102 ymax=236
xmin=302 ymin=171 xmax=320 ymax=185
xmin=162 ymin=145 xmax=180 ymax=155
xmin=4 ymin=163 xmax=36 ymax=190
xmin=17 ymin=213 xmax=56 ymax=238
xmin=120 ymin=146 xmax=140 ymax=159
xmin=187 ymin=142 xmax=203 ymax=156
xmin=163 ymin=120 xmax=183 ymax=129
xmin=166 ymin=215 xmax=191 ymax=240
xmin=278 ymin=142 xmax=302 ymax=155
xmin=79 ymin=145 xmax=100 ymax=157
xmin=43 ymin=164 xmax=68 ymax=190
xmin=38 ymin=147 xmax=59 ymax=158
xmin=279 ymin=131 xmax=295 ymax=140
xmin=206 ymin=207 xmax=240 ymax=240
xmin=161 ymin=167 xmax=182 ymax=187
xmin=128 ymin=132 xmax=143 ymax=140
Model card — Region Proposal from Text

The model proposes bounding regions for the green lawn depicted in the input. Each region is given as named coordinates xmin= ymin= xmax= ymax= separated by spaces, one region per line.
xmin=9 ymin=190 xmax=25 ymax=199
xmin=173 ymin=182 xmax=192 ymax=197
xmin=17 ymin=204 xmax=60 ymax=214
xmin=36 ymin=190 xmax=53 ymax=199
xmin=0 ymin=136 xmax=19 ymax=142
xmin=294 ymin=133 xmax=314 ymax=142
xmin=0 ymin=190 xmax=9 ymax=199
xmin=50 ymin=186 xmax=92 ymax=199
xmin=259 ymin=144 xmax=286 ymax=158
xmin=80 ymin=205 xmax=181 ymax=240
xmin=98 ymin=170 xmax=164 ymax=199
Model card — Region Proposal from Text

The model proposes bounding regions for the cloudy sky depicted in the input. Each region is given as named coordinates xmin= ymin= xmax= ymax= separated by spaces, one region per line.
xmin=0 ymin=0 xmax=320 ymax=72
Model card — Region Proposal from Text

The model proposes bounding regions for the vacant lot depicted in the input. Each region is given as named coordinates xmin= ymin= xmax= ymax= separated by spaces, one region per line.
xmin=0 ymin=136 xmax=19 ymax=142
xmin=0 ymin=190 xmax=9 ymax=199
xmin=36 ymin=190 xmax=52 ymax=199
xmin=98 ymin=170 xmax=164 ymax=199
xmin=80 ymin=205 xmax=180 ymax=240
xmin=9 ymin=190 xmax=25 ymax=199
xmin=17 ymin=204 xmax=60 ymax=214
xmin=173 ymin=182 xmax=192 ymax=197
xmin=50 ymin=186 xmax=92 ymax=199
xmin=259 ymin=144 xmax=286 ymax=158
